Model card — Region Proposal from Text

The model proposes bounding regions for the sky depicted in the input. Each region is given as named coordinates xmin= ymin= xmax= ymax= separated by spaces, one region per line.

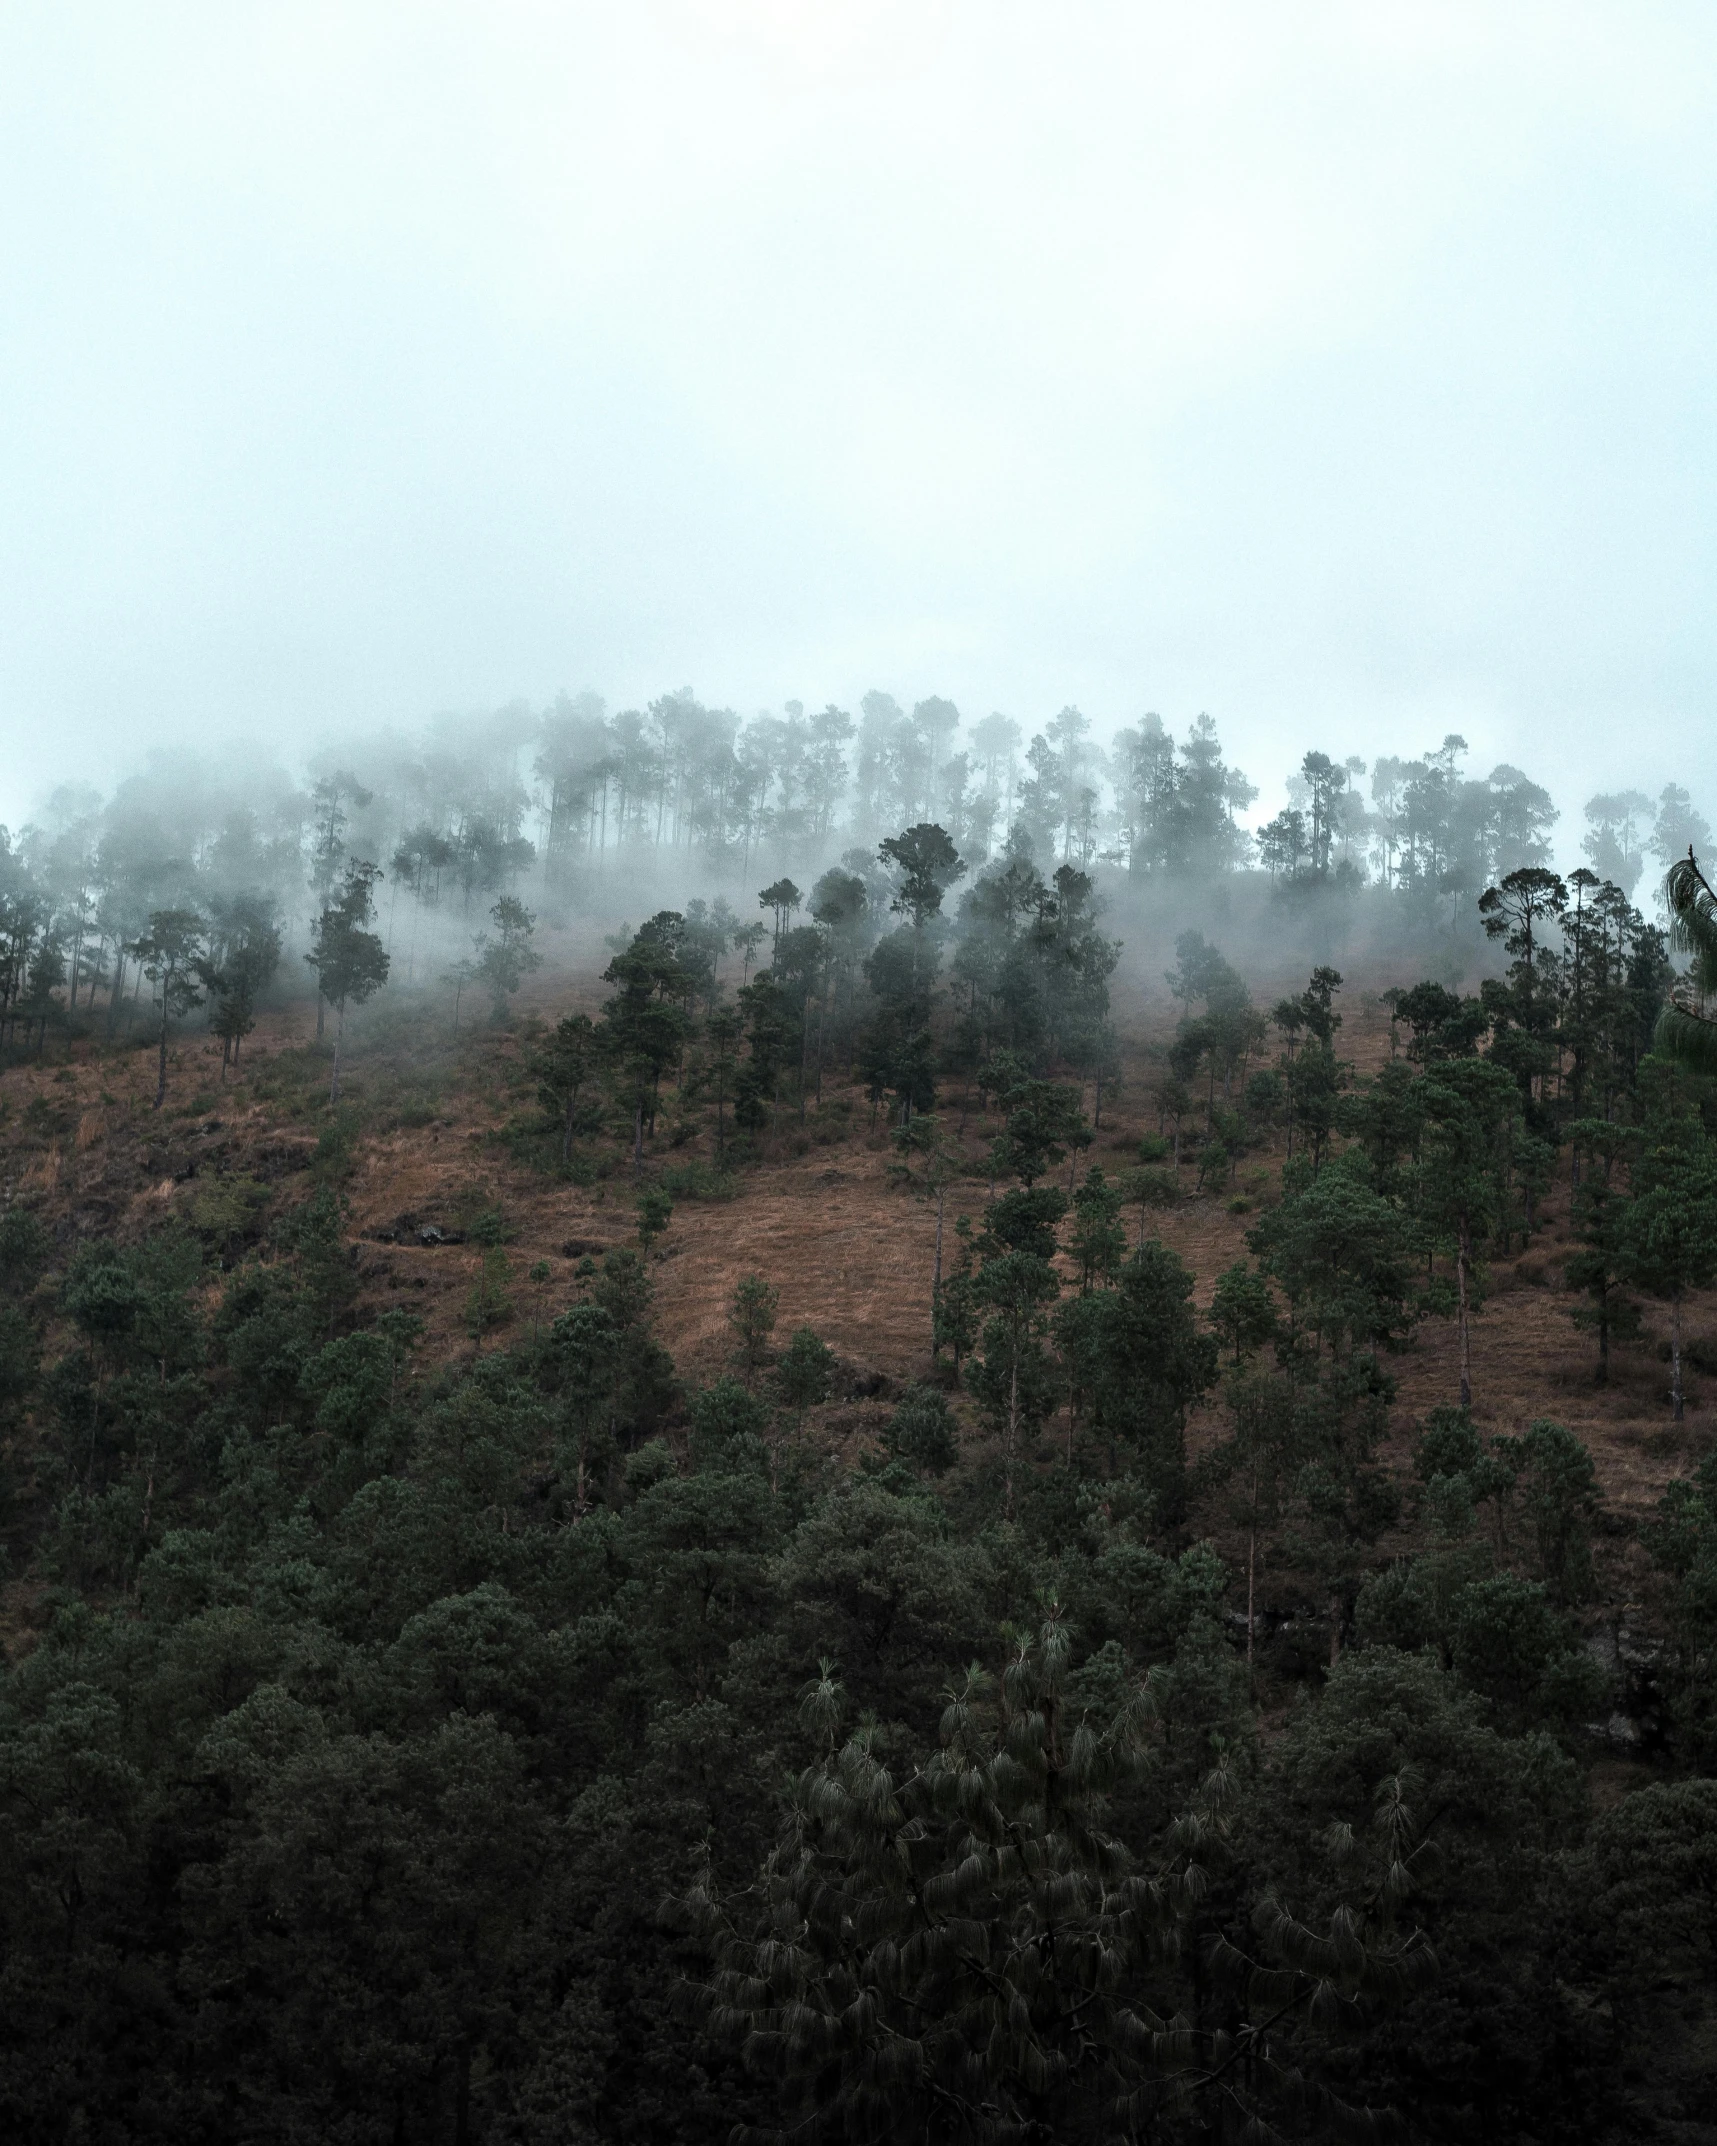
xmin=1 ymin=0 xmax=1713 ymax=838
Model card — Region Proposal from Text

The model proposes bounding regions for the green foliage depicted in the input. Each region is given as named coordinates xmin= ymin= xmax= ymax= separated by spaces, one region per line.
xmin=0 ymin=1206 xmax=51 ymax=1297
xmin=1248 ymin=1168 xmax=1421 ymax=1360
xmin=883 ymin=1384 xmax=958 ymax=1476
xmin=1067 ymin=1164 xmax=1126 ymax=1289
xmin=1448 ymin=1573 xmax=1607 ymax=1729
xmin=1207 ymin=1259 xmax=1277 ymax=1365
xmin=474 ymin=893 xmax=542 ymax=1019
xmin=275 ymin=1185 xmax=358 ymax=1334
xmin=772 ymin=1326 xmax=834 ymax=1425
xmin=636 ymin=1184 xmax=673 ymax=1251
xmin=531 ymin=1011 xmax=596 ymax=1164
xmin=1506 ymin=1418 xmax=1600 ymax=1605
xmin=1083 ymin=1241 xmax=1218 ymax=1520
xmin=729 ymin=1272 xmax=779 ymax=1386
xmin=692 ymin=1618 xmax=1432 ymax=2143
xmin=465 ymin=1245 xmax=513 ymax=1348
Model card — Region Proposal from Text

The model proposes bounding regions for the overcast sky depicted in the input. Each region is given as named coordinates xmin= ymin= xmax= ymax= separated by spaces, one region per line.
xmin=1 ymin=1 xmax=1713 ymax=837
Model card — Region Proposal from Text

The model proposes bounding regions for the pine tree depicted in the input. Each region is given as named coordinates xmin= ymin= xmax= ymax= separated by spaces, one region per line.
xmin=1655 ymin=849 xmax=1717 ymax=1075
xmin=130 ymin=908 xmax=207 ymax=1110
xmin=304 ymin=862 xmax=390 ymax=1104
xmin=533 ymin=1012 xmax=596 ymax=1165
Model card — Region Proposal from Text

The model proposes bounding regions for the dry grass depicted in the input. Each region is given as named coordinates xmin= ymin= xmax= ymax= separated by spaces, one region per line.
xmin=3 ymin=954 xmax=1712 ymax=1540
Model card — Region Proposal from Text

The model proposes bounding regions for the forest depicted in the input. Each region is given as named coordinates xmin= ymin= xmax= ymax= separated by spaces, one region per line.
xmin=3 ymin=688 xmax=1717 ymax=2144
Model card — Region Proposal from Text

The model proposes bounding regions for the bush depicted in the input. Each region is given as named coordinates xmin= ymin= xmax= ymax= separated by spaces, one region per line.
xmin=885 ymin=1385 xmax=959 ymax=1477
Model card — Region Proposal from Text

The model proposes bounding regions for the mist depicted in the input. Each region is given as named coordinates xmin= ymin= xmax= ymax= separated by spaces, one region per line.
xmin=3 ymin=3 xmax=1716 ymax=824
xmin=12 ymin=16 xmax=1717 ymax=2142
xmin=4 ymin=684 xmax=1701 ymax=1068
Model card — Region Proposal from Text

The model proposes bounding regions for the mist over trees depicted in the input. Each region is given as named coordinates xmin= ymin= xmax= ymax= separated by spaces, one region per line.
xmin=0 ymin=689 xmax=1708 ymax=1083
xmin=4 ymin=681 xmax=1717 ymax=2139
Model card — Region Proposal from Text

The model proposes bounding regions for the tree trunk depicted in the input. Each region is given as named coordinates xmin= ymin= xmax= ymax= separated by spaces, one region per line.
xmin=632 ymin=1099 xmax=644 ymax=1173
xmin=1246 ymin=1520 xmax=1258 ymax=1687
xmin=154 ymin=998 xmax=170 ymax=1109
xmin=329 ymin=1004 xmax=345 ymax=1103
xmin=1004 ymin=1348 xmax=1019 ymax=1523
xmin=1673 ymin=1291 xmax=1685 ymax=1423
xmin=1456 ymin=1219 xmax=1473 ymax=1408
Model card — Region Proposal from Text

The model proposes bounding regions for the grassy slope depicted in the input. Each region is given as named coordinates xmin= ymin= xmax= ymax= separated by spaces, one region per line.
xmin=2 ymin=940 xmax=1708 ymax=1753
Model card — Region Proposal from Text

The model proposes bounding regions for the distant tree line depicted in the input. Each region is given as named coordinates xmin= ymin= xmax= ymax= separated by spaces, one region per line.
xmin=0 ymin=691 xmax=1709 ymax=1096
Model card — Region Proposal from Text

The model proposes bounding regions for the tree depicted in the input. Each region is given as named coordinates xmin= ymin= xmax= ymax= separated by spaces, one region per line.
xmin=969 ymin=1245 xmax=1062 ymax=1520
xmin=1085 ymin=1241 xmax=1218 ymax=1520
xmin=884 ymin=1384 xmax=958 ymax=1476
xmin=1478 ymin=865 xmax=1566 ymax=1089
xmin=729 ymin=1273 xmax=779 ymax=1388
xmin=773 ymin=1326 xmax=835 ymax=1437
xmin=131 ymin=908 xmax=207 ymax=1110
xmin=1655 ymin=848 xmax=1717 ymax=1075
xmin=1564 ymin=1160 xmax=1640 ymax=1384
xmin=1623 ymin=1138 xmax=1717 ymax=1422
xmin=1208 ymin=1260 xmax=1277 ymax=1367
xmin=1248 ymin=1169 xmax=1422 ymax=1364
xmin=204 ymin=900 xmax=281 ymax=1076
xmin=464 ymin=1245 xmax=513 ymax=1352
xmin=474 ymin=894 xmax=542 ymax=1021
xmin=875 ymin=822 xmax=965 ymax=1025
xmin=636 ymin=1186 xmax=673 ymax=1253
xmin=304 ymin=862 xmax=390 ymax=1103
xmin=599 ymin=913 xmax=695 ymax=1169
xmin=987 ymin=1074 xmax=1086 ymax=1189
xmin=533 ymin=1012 xmax=596 ymax=1165
xmin=1417 ymin=1060 xmax=1520 ymax=1406
xmin=690 ymin=1621 xmax=1430 ymax=2145
xmin=1203 ymin=1367 xmax=1301 ymax=1681
xmin=1507 ymin=1417 xmax=1600 ymax=1605
xmin=757 ymin=877 xmax=802 ymax=965
xmin=1067 ymin=1165 xmax=1126 ymax=1292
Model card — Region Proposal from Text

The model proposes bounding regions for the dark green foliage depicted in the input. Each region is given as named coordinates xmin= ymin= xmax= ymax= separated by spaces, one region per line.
xmin=772 ymin=1326 xmax=834 ymax=1427
xmin=0 ymin=1206 xmax=51 ymax=1298
xmin=692 ymin=1621 xmax=1432 ymax=2145
xmin=1067 ymin=1164 xmax=1126 ymax=1290
xmin=1506 ymin=1418 xmax=1600 ymax=1605
xmin=1248 ymin=1166 xmax=1422 ymax=1360
xmin=636 ymin=1184 xmax=673 ymax=1251
xmin=883 ymin=1384 xmax=958 ymax=1476
xmin=1655 ymin=849 xmax=1717 ymax=1076
xmin=1084 ymin=1241 xmax=1218 ymax=1519
xmin=1447 ymin=1573 xmax=1607 ymax=1730
xmin=532 ymin=1010 xmax=597 ymax=1164
xmin=729 ymin=1273 xmax=779 ymax=1386
xmin=1207 ymin=1259 xmax=1276 ymax=1365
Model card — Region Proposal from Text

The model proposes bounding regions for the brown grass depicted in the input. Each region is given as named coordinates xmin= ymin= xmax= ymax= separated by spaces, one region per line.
xmin=4 ymin=956 xmax=1712 ymax=1543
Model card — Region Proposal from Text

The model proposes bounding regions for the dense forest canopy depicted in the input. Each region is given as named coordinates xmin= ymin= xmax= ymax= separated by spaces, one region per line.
xmin=2 ymin=692 xmax=1717 ymax=2142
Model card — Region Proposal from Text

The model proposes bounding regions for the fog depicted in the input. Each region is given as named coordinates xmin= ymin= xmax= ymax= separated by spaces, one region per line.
xmin=2 ymin=3 xmax=1715 ymax=832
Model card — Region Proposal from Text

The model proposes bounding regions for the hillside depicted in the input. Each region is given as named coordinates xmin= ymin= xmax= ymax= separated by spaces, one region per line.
xmin=4 ymin=947 xmax=1703 ymax=1647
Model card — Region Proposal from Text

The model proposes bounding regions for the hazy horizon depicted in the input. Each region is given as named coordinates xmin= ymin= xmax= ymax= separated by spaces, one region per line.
xmin=3 ymin=4 xmax=1714 ymax=834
